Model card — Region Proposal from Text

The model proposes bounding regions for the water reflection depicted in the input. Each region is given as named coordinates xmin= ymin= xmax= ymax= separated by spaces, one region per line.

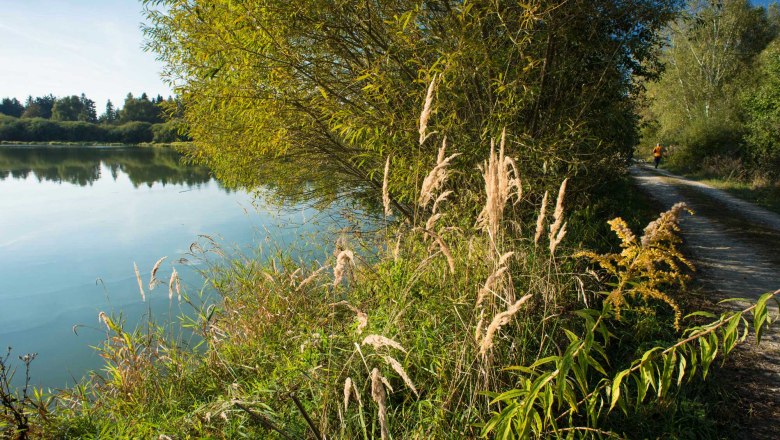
xmin=0 ymin=145 xmax=345 ymax=389
xmin=0 ymin=145 xmax=213 ymax=187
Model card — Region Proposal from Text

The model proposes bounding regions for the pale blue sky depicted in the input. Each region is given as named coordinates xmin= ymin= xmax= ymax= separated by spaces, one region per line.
xmin=0 ymin=1 xmax=776 ymax=111
xmin=0 ymin=0 xmax=171 ymax=109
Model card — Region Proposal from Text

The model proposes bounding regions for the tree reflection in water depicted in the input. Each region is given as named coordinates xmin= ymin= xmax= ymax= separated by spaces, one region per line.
xmin=0 ymin=145 xmax=214 ymax=187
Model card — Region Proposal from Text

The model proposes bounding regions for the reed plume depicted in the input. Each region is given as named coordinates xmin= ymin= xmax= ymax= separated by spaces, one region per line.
xmin=498 ymin=251 xmax=514 ymax=266
xmin=362 ymin=335 xmax=407 ymax=353
xmin=549 ymin=222 xmax=567 ymax=255
xmin=418 ymin=137 xmax=460 ymax=207
xmin=383 ymin=355 xmax=418 ymax=397
xmin=479 ymin=294 xmax=533 ymax=355
xmin=297 ymin=266 xmax=327 ymax=291
xmin=371 ymin=368 xmax=390 ymax=440
xmin=134 ymin=262 xmax=145 ymax=301
xmin=432 ymin=190 xmax=452 ymax=214
xmin=435 ymin=235 xmax=456 ymax=274
xmin=534 ymin=191 xmax=549 ymax=246
xmin=476 ymin=266 xmax=508 ymax=307
xmin=168 ymin=268 xmax=180 ymax=301
xmin=419 ymin=74 xmax=437 ymax=145
xmin=476 ymin=129 xmax=522 ymax=240
xmin=392 ymin=232 xmax=402 ymax=261
xmin=344 ymin=377 xmax=353 ymax=411
xmin=332 ymin=301 xmax=369 ymax=334
xmin=382 ymin=156 xmax=392 ymax=216
xmin=333 ymin=250 xmax=355 ymax=287
xmin=548 ymin=178 xmax=568 ymax=242
xmin=425 ymin=213 xmax=442 ymax=232
xmin=149 ymin=256 xmax=167 ymax=290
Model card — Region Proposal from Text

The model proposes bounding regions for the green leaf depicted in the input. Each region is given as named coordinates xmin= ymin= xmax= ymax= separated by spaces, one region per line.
xmin=610 ymin=369 xmax=630 ymax=410
xmin=677 ymin=354 xmax=687 ymax=386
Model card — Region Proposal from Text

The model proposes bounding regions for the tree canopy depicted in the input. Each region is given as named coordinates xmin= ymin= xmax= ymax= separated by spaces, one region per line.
xmin=642 ymin=0 xmax=780 ymax=178
xmin=144 ymin=0 xmax=680 ymax=214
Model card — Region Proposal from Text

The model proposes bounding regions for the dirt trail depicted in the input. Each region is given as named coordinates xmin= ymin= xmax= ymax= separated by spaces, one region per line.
xmin=631 ymin=164 xmax=780 ymax=438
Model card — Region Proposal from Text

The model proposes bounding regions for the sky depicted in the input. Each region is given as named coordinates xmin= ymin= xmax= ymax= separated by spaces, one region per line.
xmin=0 ymin=0 xmax=776 ymax=112
xmin=0 ymin=0 xmax=172 ymax=110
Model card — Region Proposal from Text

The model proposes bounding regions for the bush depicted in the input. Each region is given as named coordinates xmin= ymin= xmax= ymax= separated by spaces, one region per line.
xmin=0 ymin=116 xmax=183 ymax=145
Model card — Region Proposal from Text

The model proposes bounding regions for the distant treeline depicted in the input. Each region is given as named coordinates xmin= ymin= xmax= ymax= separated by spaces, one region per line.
xmin=0 ymin=116 xmax=186 ymax=144
xmin=0 ymin=92 xmax=189 ymax=144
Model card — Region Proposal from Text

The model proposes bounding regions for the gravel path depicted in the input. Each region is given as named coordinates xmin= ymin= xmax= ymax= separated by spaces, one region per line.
xmin=631 ymin=164 xmax=780 ymax=438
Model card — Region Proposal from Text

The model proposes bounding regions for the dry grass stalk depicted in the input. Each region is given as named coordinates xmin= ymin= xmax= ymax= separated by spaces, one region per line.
xmin=382 ymin=156 xmax=392 ymax=216
xmin=333 ymin=250 xmax=355 ymax=287
xmin=476 ymin=129 xmax=522 ymax=239
xmin=476 ymin=266 xmax=508 ymax=307
xmin=371 ymin=368 xmax=390 ymax=440
xmin=548 ymin=178 xmax=568 ymax=242
xmin=425 ymin=213 xmax=442 ymax=232
xmin=534 ymin=191 xmax=549 ymax=246
xmin=362 ymin=335 xmax=407 ymax=353
xmin=498 ymin=251 xmax=514 ymax=266
xmin=289 ymin=267 xmax=301 ymax=284
xmin=475 ymin=312 xmax=485 ymax=343
xmin=418 ymin=137 xmax=460 ymax=207
xmin=297 ymin=266 xmax=327 ymax=291
xmin=356 ymin=311 xmax=368 ymax=334
xmin=549 ymin=222 xmax=567 ymax=255
xmin=432 ymin=190 xmax=453 ymax=214
xmin=168 ymin=268 xmax=176 ymax=301
xmin=479 ymin=294 xmax=533 ymax=355
xmin=332 ymin=301 xmax=369 ymax=334
xmin=149 ymin=256 xmax=167 ymax=290
xmin=134 ymin=262 xmax=145 ymax=302
xmin=168 ymin=268 xmax=181 ymax=301
xmin=392 ymin=232 xmax=402 ymax=261
xmin=98 ymin=311 xmax=110 ymax=329
xmin=344 ymin=377 xmax=353 ymax=411
xmin=435 ymin=235 xmax=456 ymax=274
xmin=418 ymin=74 xmax=437 ymax=145
xmin=383 ymin=355 xmax=418 ymax=397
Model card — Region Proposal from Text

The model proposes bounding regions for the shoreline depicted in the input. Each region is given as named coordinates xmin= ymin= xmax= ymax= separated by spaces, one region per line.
xmin=0 ymin=140 xmax=192 ymax=148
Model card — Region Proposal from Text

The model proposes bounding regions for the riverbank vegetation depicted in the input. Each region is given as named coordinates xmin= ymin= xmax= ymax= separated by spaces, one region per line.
xmin=641 ymin=0 xmax=780 ymax=194
xmin=2 ymin=0 xmax=780 ymax=438
xmin=0 ymin=93 xmax=189 ymax=144
xmin=3 ymin=135 xmax=777 ymax=438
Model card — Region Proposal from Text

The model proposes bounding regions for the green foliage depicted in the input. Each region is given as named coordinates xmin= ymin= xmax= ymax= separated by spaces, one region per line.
xmin=743 ymin=39 xmax=780 ymax=179
xmin=118 ymin=93 xmax=165 ymax=124
xmin=5 ymin=136 xmax=767 ymax=438
xmin=51 ymin=94 xmax=97 ymax=123
xmin=0 ymin=116 xmax=188 ymax=144
xmin=483 ymin=290 xmax=778 ymax=438
xmin=144 ymin=0 xmax=678 ymax=212
xmin=643 ymin=0 xmax=780 ymax=180
xmin=0 ymin=98 xmax=24 ymax=118
xmin=21 ymin=95 xmax=56 ymax=119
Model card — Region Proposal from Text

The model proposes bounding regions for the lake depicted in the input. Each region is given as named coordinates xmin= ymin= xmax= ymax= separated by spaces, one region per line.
xmin=0 ymin=145 xmax=345 ymax=390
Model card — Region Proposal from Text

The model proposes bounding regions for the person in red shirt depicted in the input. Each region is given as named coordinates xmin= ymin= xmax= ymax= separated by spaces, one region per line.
xmin=652 ymin=143 xmax=663 ymax=169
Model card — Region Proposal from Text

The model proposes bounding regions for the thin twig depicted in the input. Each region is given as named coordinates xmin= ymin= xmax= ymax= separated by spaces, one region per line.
xmin=290 ymin=392 xmax=324 ymax=440
xmin=233 ymin=401 xmax=295 ymax=440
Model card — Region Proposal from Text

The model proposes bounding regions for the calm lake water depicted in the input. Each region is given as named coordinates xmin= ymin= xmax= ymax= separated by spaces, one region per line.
xmin=0 ymin=145 xmax=344 ymax=389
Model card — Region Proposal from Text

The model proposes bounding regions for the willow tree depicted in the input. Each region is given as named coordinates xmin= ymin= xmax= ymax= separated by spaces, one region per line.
xmin=144 ymin=0 xmax=678 ymax=217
